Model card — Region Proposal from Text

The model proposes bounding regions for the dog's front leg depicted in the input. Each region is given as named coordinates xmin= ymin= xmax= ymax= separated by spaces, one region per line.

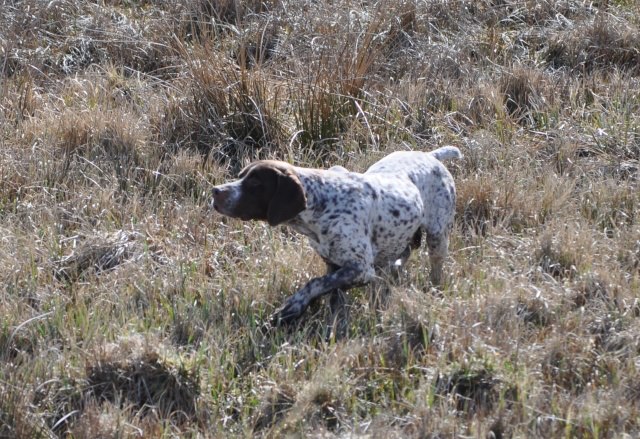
xmin=272 ymin=263 xmax=368 ymax=326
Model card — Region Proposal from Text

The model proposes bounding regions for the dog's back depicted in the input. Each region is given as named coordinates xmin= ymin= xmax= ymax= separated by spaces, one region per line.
xmin=365 ymin=146 xmax=461 ymax=176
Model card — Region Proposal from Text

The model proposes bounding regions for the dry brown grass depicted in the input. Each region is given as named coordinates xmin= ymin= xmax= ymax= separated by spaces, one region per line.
xmin=2 ymin=0 xmax=640 ymax=437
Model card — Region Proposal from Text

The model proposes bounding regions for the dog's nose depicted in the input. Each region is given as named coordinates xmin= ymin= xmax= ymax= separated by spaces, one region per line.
xmin=211 ymin=187 xmax=227 ymax=210
xmin=209 ymin=187 xmax=221 ymax=211
xmin=212 ymin=187 xmax=226 ymax=203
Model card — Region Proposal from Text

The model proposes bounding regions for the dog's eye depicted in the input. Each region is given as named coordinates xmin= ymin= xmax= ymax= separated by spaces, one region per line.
xmin=244 ymin=177 xmax=262 ymax=188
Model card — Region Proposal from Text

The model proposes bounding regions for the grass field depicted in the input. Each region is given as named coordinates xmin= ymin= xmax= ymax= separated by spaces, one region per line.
xmin=1 ymin=0 xmax=640 ymax=437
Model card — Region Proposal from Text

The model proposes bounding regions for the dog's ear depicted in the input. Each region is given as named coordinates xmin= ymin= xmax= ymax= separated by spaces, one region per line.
xmin=238 ymin=162 xmax=258 ymax=178
xmin=267 ymin=169 xmax=306 ymax=226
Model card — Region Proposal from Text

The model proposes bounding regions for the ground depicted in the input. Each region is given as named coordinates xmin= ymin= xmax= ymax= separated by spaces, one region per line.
xmin=1 ymin=0 xmax=639 ymax=437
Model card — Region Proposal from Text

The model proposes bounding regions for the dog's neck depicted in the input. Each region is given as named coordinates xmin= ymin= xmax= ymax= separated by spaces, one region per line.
xmin=282 ymin=169 xmax=334 ymax=243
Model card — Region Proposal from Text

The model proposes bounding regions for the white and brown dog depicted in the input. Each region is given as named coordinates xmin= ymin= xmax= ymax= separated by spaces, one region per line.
xmin=212 ymin=146 xmax=461 ymax=325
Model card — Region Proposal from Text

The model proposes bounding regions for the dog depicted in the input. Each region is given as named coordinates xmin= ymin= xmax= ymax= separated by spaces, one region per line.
xmin=211 ymin=146 xmax=461 ymax=325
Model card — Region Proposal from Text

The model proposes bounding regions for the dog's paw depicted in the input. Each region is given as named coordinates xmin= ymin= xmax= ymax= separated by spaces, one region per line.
xmin=271 ymin=298 xmax=306 ymax=326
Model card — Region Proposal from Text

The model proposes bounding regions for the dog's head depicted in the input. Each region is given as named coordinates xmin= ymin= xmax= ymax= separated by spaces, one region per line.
xmin=211 ymin=160 xmax=307 ymax=226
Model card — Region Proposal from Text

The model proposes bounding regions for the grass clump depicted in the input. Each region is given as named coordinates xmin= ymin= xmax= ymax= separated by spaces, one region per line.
xmin=545 ymin=14 xmax=640 ymax=74
xmin=85 ymin=351 xmax=199 ymax=423
xmin=435 ymin=364 xmax=499 ymax=414
xmin=536 ymin=241 xmax=578 ymax=280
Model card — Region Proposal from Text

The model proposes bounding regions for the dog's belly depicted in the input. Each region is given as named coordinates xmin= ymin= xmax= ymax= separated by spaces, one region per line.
xmin=371 ymin=223 xmax=420 ymax=265
xmin=297 ymin=216 xmax=420 ymax=268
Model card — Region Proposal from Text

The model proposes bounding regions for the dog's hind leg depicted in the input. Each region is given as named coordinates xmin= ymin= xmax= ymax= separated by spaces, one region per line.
xmin=326 ymin=263 xmax=350 ymax=340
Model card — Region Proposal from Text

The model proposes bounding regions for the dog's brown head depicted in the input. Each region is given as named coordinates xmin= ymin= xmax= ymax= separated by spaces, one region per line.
xmin=212 ymin=160 xmax=307 ymax=226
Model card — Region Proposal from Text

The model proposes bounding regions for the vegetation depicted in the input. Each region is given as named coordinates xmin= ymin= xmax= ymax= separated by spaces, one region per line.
xmin=1 ymin=0 xmax=639 ymax=437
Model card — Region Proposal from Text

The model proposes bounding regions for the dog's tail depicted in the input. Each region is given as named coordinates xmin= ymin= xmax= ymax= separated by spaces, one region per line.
xmin=430 ymin=145 xmax=462 ymax=161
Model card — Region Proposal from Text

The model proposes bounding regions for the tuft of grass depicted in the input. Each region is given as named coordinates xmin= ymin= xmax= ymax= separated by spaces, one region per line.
xmin=516 ymin=297 xmax=553 ymax=327
xmin=0 ymin=382 xmax=54 ymax=439
xmin=535 ymin=234 xmax=581 ymax=280
xmin=157 ymin=43 xmax=286 ymax=166
xmin=580 ymin=180 xmax=637 ymax=233
xmin=500 ymin=67 xmax=548 ymax=126
xmin=54 ymin=230 xmax=162 ymax=281
xmin=252 ymin=384 xmax=296 ymax=432
xmin=457 ymin=176 xmax=497 ymax=236
xmin=435 ymin=364 xmax=499 ymax=414
xmin=85 ymin=351 xmax=200 ymax=424
xmin=546 ymin=13 xmax=640 ymax=74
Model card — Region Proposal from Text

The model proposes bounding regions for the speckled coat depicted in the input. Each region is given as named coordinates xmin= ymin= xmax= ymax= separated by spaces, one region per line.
xmin=211 ymin=146 xmax=461 ymax=325
xmin=292 ymin=148 xmax=458 ymax=273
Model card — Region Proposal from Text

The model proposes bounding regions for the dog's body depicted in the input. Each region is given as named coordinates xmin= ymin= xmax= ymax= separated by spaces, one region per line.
xmin=212 ymin=146 xmax=461 ymax=324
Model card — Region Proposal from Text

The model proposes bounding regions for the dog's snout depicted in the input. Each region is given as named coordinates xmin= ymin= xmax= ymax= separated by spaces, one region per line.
xmin=211 ymin=185 xmax=231 ymax=213
xmin=212 ymin=186 xmax=227 ymax=202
